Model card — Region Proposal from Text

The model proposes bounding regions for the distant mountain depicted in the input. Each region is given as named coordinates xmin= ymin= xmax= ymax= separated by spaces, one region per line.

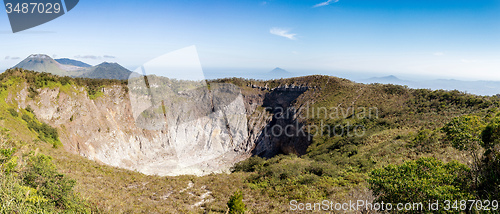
xmin=13 ymin=54 xmax=74 ymax=76
xmin=269 ymin=67 xmax=292 ymax=78
xmin=12 ymin=54 xmax=131 ymax=80
xmin=79 ymin=62 xmax=131 ymax=80
xmin=270 ymin=67 xmax=289 ymax=74
xmin=55 ymin=58 xmax=92 ymax=68
xmin=364 ymin=75 xmax=413 ymax=85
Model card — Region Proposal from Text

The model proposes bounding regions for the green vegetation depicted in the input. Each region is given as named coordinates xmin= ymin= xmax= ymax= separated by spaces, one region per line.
xmin=230 ymin=76 xmax=499 ymax=213
xmin=0 ymin=69 xmax=95 ymax=213
xmin=442 ymin=115 xmax=485 ymax=151
xmin=22 ymin=112 xmax=62 ymax=148
xmin=23 ymin=153 xmax=90 ymax=211
xmin=0 ymin=69 xmax=499 ymax=213
xmin=227 ymin=191 xmax=246 ymax=214
xmin=7 ymin=108 xmax=18 ymax=117
xmin=0 ymin=130 xmax=94 ymax=213
xmin=368 ymin=157 xmax=473 ymax=212
xmin=0 ymin=68 xmax=127 ymax=100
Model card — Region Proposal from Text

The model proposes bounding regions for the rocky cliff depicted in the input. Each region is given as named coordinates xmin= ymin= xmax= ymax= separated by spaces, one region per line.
xmin=12 ymin=74 xmax=312 ymax=176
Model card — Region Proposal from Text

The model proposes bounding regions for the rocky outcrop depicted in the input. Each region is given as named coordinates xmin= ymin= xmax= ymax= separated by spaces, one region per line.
xmin=248 ymin=83 xmax=314 ymax=92
xmin=14 ymin=79 xmax=311 ymax=176
xmin=252 ymin=89 xmax=311 ymax=158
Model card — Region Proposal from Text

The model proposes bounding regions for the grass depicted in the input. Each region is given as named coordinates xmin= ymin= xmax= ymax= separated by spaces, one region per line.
xmin=0 ymin=69 xmax=498 ymax=213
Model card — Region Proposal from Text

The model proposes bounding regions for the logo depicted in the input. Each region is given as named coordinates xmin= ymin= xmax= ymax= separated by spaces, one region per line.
xmin=4 ymin=0 xmax=78 ymax=33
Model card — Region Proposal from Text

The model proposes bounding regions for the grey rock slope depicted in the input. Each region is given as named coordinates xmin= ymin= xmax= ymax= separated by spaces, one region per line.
xmin=14 ymin=78 xmax=311 ymax=176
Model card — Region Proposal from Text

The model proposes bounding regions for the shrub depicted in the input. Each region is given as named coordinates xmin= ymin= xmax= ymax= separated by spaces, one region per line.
xmin=477 ymin=149 xmax=500 ymax=200
xmin=23 ymin=154 xmax=77 ymax=209
xmin=368 ymin=157 xmax=473 ymax=212
xmin=0 ymin=173 xmax=52 ymax=213
xmin=442 ymin=115 xmax=484 ymax=151
xmin=409 ymin=129 xmax=440 ymax=153
xmin=227 ymin=190 xmax=246 ymax=214
xmin=24 ymin=114 xmax=61 ymax=148
xmin=231 ymin=156 xmax=265 ymax=172
xmin=7 ymin=108 xmax=18 ymax=117
xmin=25 ymin=105 xmax=34 ymax=114
xmin=481 ymin=121 xmax=500 ymax=149
xmin=22 ymin=114 xmax=31 ymax=122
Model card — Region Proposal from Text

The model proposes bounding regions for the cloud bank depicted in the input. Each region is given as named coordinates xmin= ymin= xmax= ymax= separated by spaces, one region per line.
xmin=313 ymin=0 xmax=339 ymax=8
xmin=270 ymin=28 xmax=297 ymax=40
xmin=75 ymin=55 xmax=116 ymax=60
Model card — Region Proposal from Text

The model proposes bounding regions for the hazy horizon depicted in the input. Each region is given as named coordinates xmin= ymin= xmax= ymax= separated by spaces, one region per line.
xmin=2 ymin=0 xmax=500 ymax=81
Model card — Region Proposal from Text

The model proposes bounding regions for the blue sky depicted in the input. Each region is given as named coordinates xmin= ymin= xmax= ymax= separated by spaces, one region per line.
xmin=1 ymin=0 xmax=500 ymax=80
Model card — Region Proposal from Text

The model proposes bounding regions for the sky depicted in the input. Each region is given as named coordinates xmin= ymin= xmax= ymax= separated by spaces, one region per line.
xmin=1 ymin=0 xmax=500 ymax=81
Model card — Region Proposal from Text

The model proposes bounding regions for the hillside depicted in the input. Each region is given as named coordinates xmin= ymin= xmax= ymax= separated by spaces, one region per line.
xmin=55 ymin=58 xmax=92 ymax=68
xmin=13 ymin=54 xmax=75 ymax=76
xmin=0 ymin=68 xmax=499 ymax=213
xmin=79 ymin=62 xmax=131 ymax=80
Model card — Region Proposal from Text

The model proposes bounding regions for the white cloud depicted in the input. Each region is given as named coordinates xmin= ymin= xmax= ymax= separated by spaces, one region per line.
xmin=313 ymin=0 xmax=339 ymax=8
xmin=3 ymin=56 xmax=19 ymax=60
xmin=270 ymin=28 xmax=297 ymax=40
xmin=433 ymin=52 xmax=444 ymax=56
xmin=75 ymin=55 xmax=116 ymax=60
xmin=76 ymin=55 xmax=99 ymax=60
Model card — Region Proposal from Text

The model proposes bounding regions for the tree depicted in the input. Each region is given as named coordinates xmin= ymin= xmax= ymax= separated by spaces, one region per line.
xmin=23 ymin=154 xmax=76 ymax=209
xmin=478 ymin=119 xmax=500 ymax=199
xmin=442 ymin=115 xmax=485 ymax=188
xmin=481 ymin=120 xmax=500 ymax=149
xmin=227 ymin=190 xmax=246 ymax=214
xmin=368 ymin=157 xmax=473 ymax=213
xmin=442 ymin=115 xmax=484 ymax=151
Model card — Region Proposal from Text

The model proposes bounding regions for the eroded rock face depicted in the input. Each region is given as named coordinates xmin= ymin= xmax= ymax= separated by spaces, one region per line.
xmin=15 ymin=80 xmax=310 ymax=176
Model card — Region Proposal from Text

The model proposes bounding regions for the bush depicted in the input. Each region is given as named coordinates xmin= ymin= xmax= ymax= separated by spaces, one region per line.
xmin=227 ymin=190 xmax=246 ymax=214
xmin=481 ymin=121 xmax=500 ymax=149
xmin=24 ymin=114 xmax=61 ymax=148
xmin=442 ymin=115 xmax=484 ymax=151
xmin=23 ymin=154 xmax=78 ymax=209
xmin=231 ymin=156 xmax=265 ymax=172
xmin=25 ymin=105 xmax=34 ymax=113
xmin=368 ymin=157 xmax=473 ymax=212
xmin=477 ymin=149 xmax=500 ymax=200
xmin=0 ymin=173 xmax=53 ymax=213
xmin=409 ymin=129 xmax=440 ymax=153
xmin=7 ymin=108 xmax=18 ymax=117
